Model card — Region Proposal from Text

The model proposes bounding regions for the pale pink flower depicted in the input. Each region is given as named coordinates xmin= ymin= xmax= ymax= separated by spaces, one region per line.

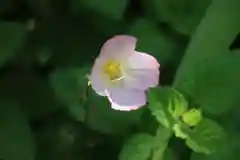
xmin=90 ymin=35 xmax=160 ymax=111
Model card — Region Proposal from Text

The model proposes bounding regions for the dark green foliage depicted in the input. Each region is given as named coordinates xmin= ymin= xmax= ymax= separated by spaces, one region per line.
xmin=0 ymin=0 xmax=239 ymax=159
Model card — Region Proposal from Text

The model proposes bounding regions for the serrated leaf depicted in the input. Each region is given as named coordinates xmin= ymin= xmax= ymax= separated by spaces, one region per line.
xmin=119 ymin=133 xmax=154 ymax=160
xmin=0 ymin=101 xmax=35 ymax=160
xmin=186 ymin=118 xmax=225 ymax=154
xmin=168 ymin=89 xmax=188 ymax=118
xmin=0 ymin=22 xmax=27 ymax=67
xmin=86 ymin=90 xmax=143 ymax=135
xmin=149 ymin=101 xmax=172 ymax=128
xmin=148 ymin=87 xmax=188 ymax=128
xmin=50 ymin=67 xmax=90 ymax=122
xmin=127 ymin=18 xmax=183 ymax=66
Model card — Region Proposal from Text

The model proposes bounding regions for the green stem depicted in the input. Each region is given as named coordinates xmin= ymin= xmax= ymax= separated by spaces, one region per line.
xmin=152 ymin=127 xmax=173 ymax=160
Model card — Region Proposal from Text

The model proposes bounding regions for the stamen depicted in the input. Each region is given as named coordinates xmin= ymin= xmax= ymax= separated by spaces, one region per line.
xmin=103 ymin=60 xmax=123 ymax=81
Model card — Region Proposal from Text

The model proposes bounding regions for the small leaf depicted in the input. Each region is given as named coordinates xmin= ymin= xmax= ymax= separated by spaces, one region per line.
xmin=148 ymin=87 xmax=188 ymax=128
xmin=182 ymin=108 xmax=203 ymax=126
xmin=173 ymin=124 xmax=188 ymax=139
xmin=186 ymin=118 xmax=225 ymax=154
xmin=0 ymin=101 xmax=35 ymax=160
xmin=119 ymin=133 xmax=154 ymax=160
xmin=168 ymin=89 xmax=188 ymax=118
xmin=149 ymin=101 xmax=172 ymax=128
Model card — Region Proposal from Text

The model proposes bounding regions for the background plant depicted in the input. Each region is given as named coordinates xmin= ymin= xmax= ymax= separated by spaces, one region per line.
xmin=0 ymin=0 xmax=239 ymax=160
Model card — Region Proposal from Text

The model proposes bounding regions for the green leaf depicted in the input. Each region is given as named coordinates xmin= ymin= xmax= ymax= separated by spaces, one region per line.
xmin=164 ymin=148 xmax=177 ymax=160
xmin=173 ymin=0 xmax=240 ymax=115
xmin=149 ymin=101 xmax=172 ymax=128
xmin=152 ymin=127 xmax=173 ymax=160
xmin=50 ymin=67 xmax=90 ymax=122
xmin=177 ymin=53 xmax=240 ymax=115
xmin=119 ymin=133 xmax=154 ymax=160
xmin=186 ymin=118 xmax=225 ymax=154
xmin=71 ymin=0 xmax=128 ymax=20
xmin=190 ymin=133 xmax=240 ymax=160
xmin=148 ymin=87 xmax=188 ymax=128
xmin=171 ymin=0 xmax=211 ymax=35
xmin=119 ymin=127 xmax=173 ymax=160
xmin=86 ymin=90 xmax=143 ymax=135
xmin=168 ymin=89 xmax=188 ymax=118
xmin=172 ymin=124 xmax=188 ymax=139
xmin=127 ymin=18 xmax=184 ymax=66
xmin=0 ymin=101 xmax=35 ymax=160
xmin=0 ymin=22 xmax=27 ymax=67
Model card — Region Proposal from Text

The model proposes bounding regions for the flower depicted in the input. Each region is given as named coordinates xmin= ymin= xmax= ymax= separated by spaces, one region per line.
xmin=90 ymin=35 xmax=160 ymax=111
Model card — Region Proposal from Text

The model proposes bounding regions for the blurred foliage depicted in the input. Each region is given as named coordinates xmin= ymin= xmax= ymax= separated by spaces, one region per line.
xmin=0 ymin=0 xmax=239 ymax=160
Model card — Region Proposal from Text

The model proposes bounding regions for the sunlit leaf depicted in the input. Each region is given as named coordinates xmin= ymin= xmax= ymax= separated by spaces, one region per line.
xmin=173 ymin=124 xmax=188 ymax=139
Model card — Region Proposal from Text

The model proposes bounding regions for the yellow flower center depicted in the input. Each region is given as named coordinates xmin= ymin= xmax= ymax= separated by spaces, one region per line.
xmin=102 ymin=60 xmax=122 ymax=81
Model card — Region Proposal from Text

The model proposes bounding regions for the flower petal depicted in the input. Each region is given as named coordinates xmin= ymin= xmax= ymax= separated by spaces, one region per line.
xmin=106 ymin=88 xmax=147 ymax=110
xmin=122 ymin=51 xmax=160 ymax=90
xmin=127 ymin=51 xmax=160 ymax=69
xmin=110 ymin=103 xmax=141 ymax=111
xmin=123 ymin=69 xmax=160 ymax=91
xmin=90 ymin=57 xmax=107 ymax=96
xmin=99 ymin=35 xmax=137 ymax=60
